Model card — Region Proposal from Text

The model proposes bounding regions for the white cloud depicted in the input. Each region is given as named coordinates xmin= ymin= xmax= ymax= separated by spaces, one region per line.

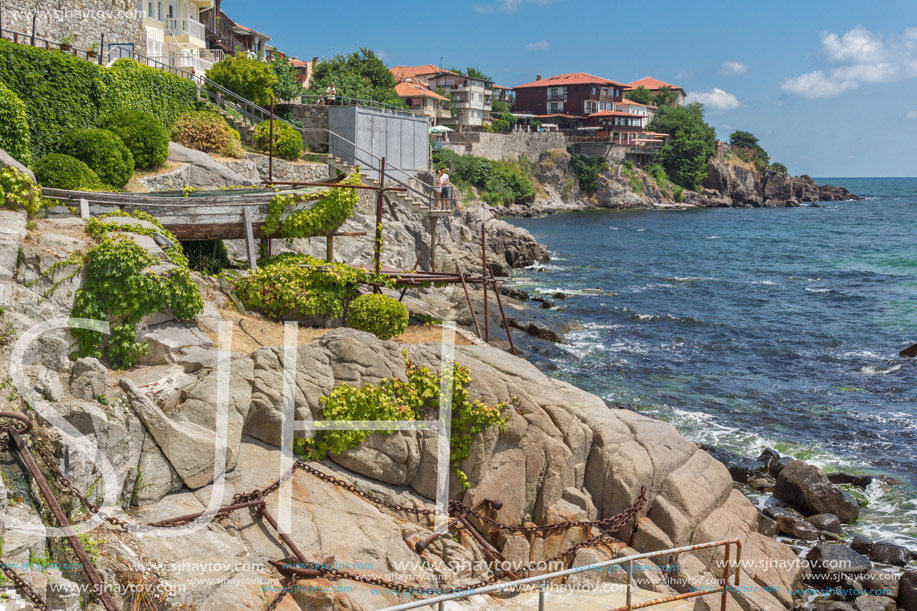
xmin=686 ymin=88 xmax=743 ymax=111
xmin=906 ymin=110 xmax=917 ymax=120
xmin=782 ymin=26 xmax=917 ymax=98
xmin=821 ymin=27 xmax=885 ymax=63
xmin=525 ymin=40 xmax=550 ymax=51
xmin=780 ymin=71 xmax=858 ymax=98
xmin=720 ymin=61 xmax=747 ymax=75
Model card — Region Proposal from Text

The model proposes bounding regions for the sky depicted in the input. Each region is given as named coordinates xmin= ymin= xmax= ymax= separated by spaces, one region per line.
xmin=224 ymin=0 xmax=917 ymax=177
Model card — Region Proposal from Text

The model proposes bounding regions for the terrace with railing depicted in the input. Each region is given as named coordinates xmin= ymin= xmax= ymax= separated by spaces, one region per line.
xmin=167 ymin=17 xmax=206 ymax=43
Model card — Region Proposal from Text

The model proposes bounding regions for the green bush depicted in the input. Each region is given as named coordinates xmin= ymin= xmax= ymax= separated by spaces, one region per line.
xmin=101 ymin=109 xmax=169 ymax=169
xmin=0 ymin=167 xmax=44 ymax=216
xmin=252 ymin=120 xmax=303 ymax=161
xmin=0 ymin=80 xmax=31 ymax=165
xmin=346 ymin=294 xmax=409 ymax=340
xmin=206 ymin=54 xmax=277 ymax=108
xmin=33 ymin=154 xmax=105 ymax=191
xmin=570 ymin=154 xmax=607 ymax=193
xmin=59 ymin=129 xmax=134 ymax=189
xmin=171 ymin=111 xmax=241 ymax=157
xmin=235 ymin=252 xmax=391 ymax=320
xmin=0 ymin=40 xmax=197 ymax=159
xmin=433 ymin=150 xmax=535 ymax=206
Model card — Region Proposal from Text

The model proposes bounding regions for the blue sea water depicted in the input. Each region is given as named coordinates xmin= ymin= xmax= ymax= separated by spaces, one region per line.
xmin=507 ymin=178 xmax=917 ymax=546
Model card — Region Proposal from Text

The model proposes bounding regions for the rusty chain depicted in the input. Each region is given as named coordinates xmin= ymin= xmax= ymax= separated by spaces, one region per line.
xmin=0 ymin=563 xmax=50 ymax=610
xmin=7 ymin=418 xmax=649 ymax=608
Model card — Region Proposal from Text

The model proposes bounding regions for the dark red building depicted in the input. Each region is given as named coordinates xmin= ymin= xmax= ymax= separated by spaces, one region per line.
xmin=513 ymin=72 xmax=626 ymax=119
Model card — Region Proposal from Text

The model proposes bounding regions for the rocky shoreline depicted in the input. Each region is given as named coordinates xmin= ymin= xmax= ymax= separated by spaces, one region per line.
xmin=497 ymin=150 xmax=861 ymax=217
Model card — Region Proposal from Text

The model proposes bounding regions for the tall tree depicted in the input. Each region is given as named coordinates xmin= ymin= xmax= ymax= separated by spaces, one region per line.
xmin=648 ymin=102 xmax=717 ymax=189
xmin=207 ymin=54 xmax=277 ymax=107
xmin=625 ymin=86 xmax=653 ymax=105
xmin=270 ymin=56 xmax=304 ymax=102
xmin=308 ymin=48 xmax=403 ymax=107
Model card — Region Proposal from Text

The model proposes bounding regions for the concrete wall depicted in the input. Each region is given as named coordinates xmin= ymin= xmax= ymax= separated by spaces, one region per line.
xmin=282 ymin=104 xmax=330 ymax=153
xmin=445 ymin=132 xmax=568 ymax=162
xmin=328 ymin=106 xmax=430 ymax=184
xmin=2 ymin=0 xmax=146 ymax=57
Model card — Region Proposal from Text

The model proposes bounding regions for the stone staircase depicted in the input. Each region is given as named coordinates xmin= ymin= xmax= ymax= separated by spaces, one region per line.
xmin=324 ymin=154 xmax=454 ymax=220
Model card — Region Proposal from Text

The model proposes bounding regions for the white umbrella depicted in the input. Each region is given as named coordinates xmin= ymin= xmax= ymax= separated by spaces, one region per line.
xmin=430 ymin=125 xmax=454 ymax=133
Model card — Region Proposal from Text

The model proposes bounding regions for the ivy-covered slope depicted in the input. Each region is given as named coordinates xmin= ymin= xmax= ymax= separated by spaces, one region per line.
xmin=0 ymin=39 xmax=199 ymax=158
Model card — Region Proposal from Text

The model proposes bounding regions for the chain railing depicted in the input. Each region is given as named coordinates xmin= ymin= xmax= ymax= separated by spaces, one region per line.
xmin=0 ymin=407 xmax=655 ymax=611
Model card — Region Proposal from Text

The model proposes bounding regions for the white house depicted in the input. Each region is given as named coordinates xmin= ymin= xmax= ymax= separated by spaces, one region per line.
xmin=136 ymin=0 xmax=219 ymax=73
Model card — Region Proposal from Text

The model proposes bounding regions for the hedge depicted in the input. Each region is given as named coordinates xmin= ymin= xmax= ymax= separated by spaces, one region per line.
xmin=59 ymin=129 xmax=134 ymax=189
xmin=101 ymin=109 xmax=170 ymax=169
xmin=0 ymin=39 xmax=198 ymax=159
xmin=33 ymin=154 xmax=105 ymax=191
xmin=171 ymin=111 xmax=242 ymax=158
xmin=0 ymin=80 xmax=31 ymax=165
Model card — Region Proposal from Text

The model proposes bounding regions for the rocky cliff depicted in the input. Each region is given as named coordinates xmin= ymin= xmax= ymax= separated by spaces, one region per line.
xmin=699 ymin=157 xmax=861 ymax=208
xmin=0 ymin=206 xmax=807 ymax=611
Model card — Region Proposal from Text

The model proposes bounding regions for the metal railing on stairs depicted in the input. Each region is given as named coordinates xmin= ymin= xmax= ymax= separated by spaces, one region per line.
xmin=378 ymin=539 xmax=743 ymax=611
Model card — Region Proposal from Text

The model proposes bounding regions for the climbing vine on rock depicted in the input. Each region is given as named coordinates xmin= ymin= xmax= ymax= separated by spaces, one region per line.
xmin=234 ymin=253 xmax=393 ymax=320
xmin=262 ymin=169 xmax=362 ymax=239
xmin=296 ymin=354 xmax=511 ymax=489
xmin=38 ymin=211 xmax=203 ymax=369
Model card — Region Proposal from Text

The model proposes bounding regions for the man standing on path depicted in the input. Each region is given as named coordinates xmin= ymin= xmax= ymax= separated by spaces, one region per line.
xmin=435 ymin=168 xmax=451 ymax=209
xmin=326 ymin=81 xmax=336 ymax=106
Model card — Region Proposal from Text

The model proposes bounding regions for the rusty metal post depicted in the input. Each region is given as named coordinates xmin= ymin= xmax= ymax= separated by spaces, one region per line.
xmin=325 ymin=234 xmax=334 ymax=262
xmin=398 ymin=253 xmax=423 ymax=302
xmin=429 ymin=216 xmax=438 ymax=272
xmin=8 ymin=430 xmax=119 ymax=611
xmin=373 ymin=157 xmax=386 ymax=292
xmin=269 ymin=95 xmax=274 ymax=184
xmin=720 ymin=543 xmax=732 ymax=611
xmin=458 ymin=268 xmax=483 ymax=340
xmin=489 ymin=270 xmax=517 ymax=356
xmin=455 ymin=514 xmax=520 ymax=581
xmin=481 ymin=224 xmax=489 ymax=343
xmin=626 ymin=559 xmax=633 ymax=610
xmin=259 ymin=505 xmax=311 ymax=567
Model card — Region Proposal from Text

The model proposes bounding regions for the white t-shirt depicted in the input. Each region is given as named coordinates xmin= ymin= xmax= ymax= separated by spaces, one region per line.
xmin=438 ymin=173 xmax=450 ymax=187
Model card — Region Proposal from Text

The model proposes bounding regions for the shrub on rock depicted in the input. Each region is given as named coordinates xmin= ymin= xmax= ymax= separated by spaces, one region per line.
xmin=58 ymin=128 xmax=134 ymax=189
xmin=346 ymin=294 xmax=408 ymax=340
xmin=101 ymin=109 xmax=169 ymax=169
xmin=252 ymin=119 xmax=302 ymax=161
xmin=0 ymin=167 xmax=44 ymax=215
xmin=171 ymin=111 xmax=243 ymax=159
xmin=33 ymin=153 xmax=104 ymax=191
xmin=0 ymin=80 xmax=31 ymax=166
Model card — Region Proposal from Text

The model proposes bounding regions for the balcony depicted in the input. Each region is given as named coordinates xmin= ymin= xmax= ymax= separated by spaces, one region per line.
xmin=167 ymin=18 xmax=206 ymax=47
xmin=200 ymin=49 xmax=225 ymax=64
xmin=546 ymin=93 xmax=566 ymax=102
xmin=172 ymin=54 xmax=213 ymax=72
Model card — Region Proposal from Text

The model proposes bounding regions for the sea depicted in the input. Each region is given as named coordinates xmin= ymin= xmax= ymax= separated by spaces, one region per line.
xmin=506 ymin=177 xmax=917 ymax=547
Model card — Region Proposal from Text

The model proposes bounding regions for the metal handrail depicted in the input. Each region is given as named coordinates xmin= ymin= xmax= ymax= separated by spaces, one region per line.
xmin=378 ymin=539 xmax=742 ymax=611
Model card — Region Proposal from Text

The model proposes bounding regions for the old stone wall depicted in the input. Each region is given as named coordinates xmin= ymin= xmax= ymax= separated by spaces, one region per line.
xmin=445 ymin=132 xmax=568 ymax=162
xmin=281 ymin=104 xmax=329 ymax=153
xmin=2 ymin=0 xmax=146 ymax=57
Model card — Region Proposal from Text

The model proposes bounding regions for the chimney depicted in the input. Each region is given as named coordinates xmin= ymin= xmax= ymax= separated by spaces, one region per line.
xmin=536 ymin=74 xmax=542 ymax=81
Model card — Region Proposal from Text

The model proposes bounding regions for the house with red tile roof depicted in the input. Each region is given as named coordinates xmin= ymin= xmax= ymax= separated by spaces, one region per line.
xmin=391 ymin=65 xmax=493 ymax=130
xmin=626 ymin=77 xmax=686 ymax=106
xmin=513 ymin=73 xmax=626 ymax=120
xmin=395 ymin=80 xmax=452 ymax=125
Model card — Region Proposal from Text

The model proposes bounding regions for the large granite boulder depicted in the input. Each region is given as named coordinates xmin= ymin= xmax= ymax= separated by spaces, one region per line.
xmin=774 ymin=460 xmax=860 ymax=522
xmin=167 ymin=142 xmax=257 ymax=188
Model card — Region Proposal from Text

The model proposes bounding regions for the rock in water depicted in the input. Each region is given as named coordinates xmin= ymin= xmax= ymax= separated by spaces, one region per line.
xmin=869 ymin=541 xmax=911 ymax=566
xmin=853 ymin=595 xmax=897 ymax=611
xmin=806 ymin=513 xmax=843 ymax=535
xmin=806 ymin=543 xmax=871 ymax=585
xmin=776 ymin=514 xmax=821 ymax=540
xmin=774 ymin=460 xmax=860 ymax=522
xmin=900 ymin=571 xmax=917 ymax=611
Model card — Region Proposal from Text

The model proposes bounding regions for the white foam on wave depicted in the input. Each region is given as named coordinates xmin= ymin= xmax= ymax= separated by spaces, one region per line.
xmin=706 ymin=235 xmax=722 ymax=239
xmin=805 ymin=287 xmax=832 ymax=293
xmin=860 ymin=363 xmax=902 ymax=375
xmin=751 ymin=280 xmax=778 ymax=286
xmin=637 ymin=228 xmax=647 ymax=232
